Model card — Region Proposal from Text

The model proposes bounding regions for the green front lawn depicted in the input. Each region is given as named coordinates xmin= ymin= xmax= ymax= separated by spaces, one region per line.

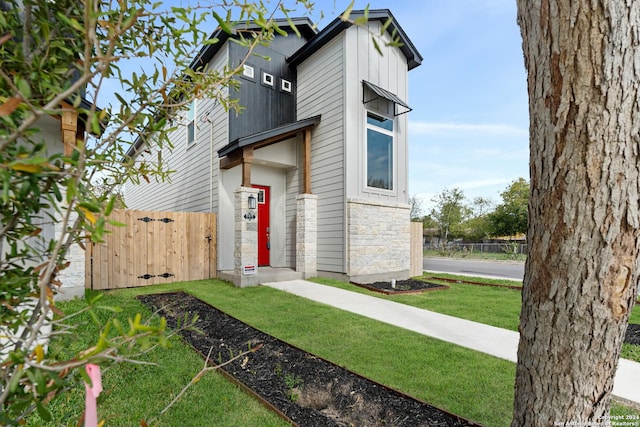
xmin=29 ymin=275 xmax=640 ymax=426
xmin=311 ymin=274 xmax=640 ymax=362
xmin=28 ymin=289 xmax=288 ymax=427
xmin=313 ymin=275 xmax=524 ymax=331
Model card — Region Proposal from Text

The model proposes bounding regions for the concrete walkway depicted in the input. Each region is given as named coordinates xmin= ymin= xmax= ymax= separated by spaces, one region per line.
xmin=263 ymin=280 xmax=640 ymax=407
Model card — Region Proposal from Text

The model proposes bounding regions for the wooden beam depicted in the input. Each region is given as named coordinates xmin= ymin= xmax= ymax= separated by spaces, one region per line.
xmin=303 ymin=127 xmax=312 ymax=194
xmin=219 ymin=150 xmax=243 ymax=170
xmin=241 ymin=146 xmax=254 ymax=187
xmin=60 ymin=102 xmax=78 ymax=156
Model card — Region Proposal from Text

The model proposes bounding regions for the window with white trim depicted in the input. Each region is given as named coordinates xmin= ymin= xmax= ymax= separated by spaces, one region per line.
xmin=366 ymin=112 xmax=394 ymax=190
xmin=281 ymin=78 xmax=292 ymax=93
xmin=186 ymin=100 xmax=195 ymax=145
xmin=242 ymin=64 xmax=255 ymax=79
xmin=262 ymin=71 xmax=274 ymax=87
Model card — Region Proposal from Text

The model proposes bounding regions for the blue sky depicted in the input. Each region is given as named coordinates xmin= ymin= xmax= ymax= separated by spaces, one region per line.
xmin=307 ymin=1 xmax=530 ymax=212
xmin=111 ymin=0 xmax=530 ymax=212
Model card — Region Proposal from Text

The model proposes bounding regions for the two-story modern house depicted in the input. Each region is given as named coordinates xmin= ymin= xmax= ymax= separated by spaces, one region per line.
xmin=123 ymin=9 xmax=422 ymax=286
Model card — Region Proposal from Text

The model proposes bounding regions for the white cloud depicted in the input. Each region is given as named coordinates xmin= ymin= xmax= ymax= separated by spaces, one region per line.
xmin=410 ymin=121 xmax=528 ymax=136
xmin=451 ymin=178 xmax=514 ymax=191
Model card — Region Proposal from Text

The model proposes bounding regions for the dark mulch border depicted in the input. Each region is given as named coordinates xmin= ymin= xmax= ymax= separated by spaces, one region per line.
xmin=351 ymin=278 xmax=448 ymax=295
xmin=626 ymin=324 xmax=640 ymax=346
xmin=138 ymin=291 xmax=483 ymax=427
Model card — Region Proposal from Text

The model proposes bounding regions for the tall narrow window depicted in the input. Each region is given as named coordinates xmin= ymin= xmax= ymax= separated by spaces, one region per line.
xmin=186 ymin=100 xmax=195 ymax=144
xmin=366 ymin=113 xmax=394 ymax=190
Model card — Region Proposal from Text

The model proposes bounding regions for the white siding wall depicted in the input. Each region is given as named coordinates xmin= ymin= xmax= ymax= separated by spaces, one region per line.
xmin=218 ymin=164 xmax=289 ymax=271
xmin=285 ymin=136 xmax=301 ymax=267
xmin=123 ymin=44 xmax=229 ymax=214
xmin=344 ymin=21 xmax=410 ymax=204
xmin=13 ymin=116 xmax=86 ymax=296
xmin=296 ymin=36 xmax=346 ymax=273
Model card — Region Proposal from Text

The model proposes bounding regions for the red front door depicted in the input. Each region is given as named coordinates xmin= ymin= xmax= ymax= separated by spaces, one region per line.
xmin=253 ymin=185 xmax=270 ymax=266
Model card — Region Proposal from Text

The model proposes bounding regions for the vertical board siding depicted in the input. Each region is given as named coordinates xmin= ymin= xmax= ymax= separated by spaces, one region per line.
xmin=344 ymin=22 xmax=410 ymax=204
xmin=297 ymin=36 xmax=346 ymax=273
xmin=88 ymin=210 xmax=216 ymax=289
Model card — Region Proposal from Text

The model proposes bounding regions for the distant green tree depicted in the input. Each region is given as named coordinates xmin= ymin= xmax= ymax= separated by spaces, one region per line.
xmin=422 ymin=214 xmax=439 ymax=229
xmin=408 ymin=194 xmax=424 ymax=221
xmin=458 ymin=196 xmax=493 ymax=241
xmin=430 ymin=188 xmax=470 ymax=241
xmin=488 ymin=178 xmax=529 ymax=237
xmin=471 ymin=196 xmax=494 ymax=217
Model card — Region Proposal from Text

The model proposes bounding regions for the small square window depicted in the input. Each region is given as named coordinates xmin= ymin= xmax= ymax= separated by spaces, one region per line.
xmin=281 ymin=79 xmax=292 ymax=93
xmin=262 ymin=72 xmax=274 ymax=87
xmin=186 ymin=101 xmax=196 ymax=145
xmin=242 ymin=64 xmax=254 ymax=79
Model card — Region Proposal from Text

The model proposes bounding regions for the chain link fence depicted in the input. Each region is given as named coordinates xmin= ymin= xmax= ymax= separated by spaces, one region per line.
xmin=424 ymin=242 xmax=528 ymax=255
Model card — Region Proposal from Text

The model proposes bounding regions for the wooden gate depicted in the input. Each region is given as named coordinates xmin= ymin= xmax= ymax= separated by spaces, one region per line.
xmin=86 ymin=209 xmax=216 ymax=290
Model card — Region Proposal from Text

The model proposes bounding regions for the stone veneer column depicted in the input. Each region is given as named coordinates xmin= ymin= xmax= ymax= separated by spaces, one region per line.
xmin=54 ymin=202 xmax=85 ymax=301
xmin=234 ymin=187 xmax=259 ymax=287
xmin=296 ymin=194 xmax=317 ymax=279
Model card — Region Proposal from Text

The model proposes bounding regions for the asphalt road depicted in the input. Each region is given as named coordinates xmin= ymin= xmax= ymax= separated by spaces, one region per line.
xmin=423 ymin=257 xmax=524 ymax=281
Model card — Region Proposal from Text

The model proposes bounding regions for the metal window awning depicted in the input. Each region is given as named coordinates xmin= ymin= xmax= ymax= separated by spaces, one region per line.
xmin=362 ymin=80 xmax=412 ymax=116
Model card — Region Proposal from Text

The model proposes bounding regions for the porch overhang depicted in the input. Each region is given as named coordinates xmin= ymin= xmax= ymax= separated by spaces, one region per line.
xmin=362 ymin=80 xmax=412 ymax=116
xmin=218 ymin=115 xmax=321 ymax=193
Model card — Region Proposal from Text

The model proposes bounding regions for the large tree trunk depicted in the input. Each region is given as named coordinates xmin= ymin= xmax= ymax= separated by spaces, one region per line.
xmin=513 ymin=1 xmax=640 ymax=425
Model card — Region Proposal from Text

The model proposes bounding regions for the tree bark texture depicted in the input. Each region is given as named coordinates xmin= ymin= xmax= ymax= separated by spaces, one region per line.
xmin=513 ymin=1 xmax=640 ymax=425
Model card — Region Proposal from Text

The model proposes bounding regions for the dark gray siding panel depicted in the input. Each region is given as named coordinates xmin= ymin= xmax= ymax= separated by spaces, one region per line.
xmin=229 ymin=34 xmax=306 ymax=141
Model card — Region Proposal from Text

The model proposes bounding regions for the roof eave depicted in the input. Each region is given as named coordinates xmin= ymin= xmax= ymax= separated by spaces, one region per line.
xmin=191 ymin=17 xmax=317 ymax=71
xmin=288 ymin=9 xmax=423 ymax=71
xmin=217 ymin=115 xmax=321 ymax=158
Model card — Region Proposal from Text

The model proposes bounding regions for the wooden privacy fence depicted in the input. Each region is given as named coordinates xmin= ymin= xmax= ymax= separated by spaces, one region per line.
xmin=410 ymin=222 xmax=423 ymax=277
xmin=86 ymin=209 xmax=216 ymax=290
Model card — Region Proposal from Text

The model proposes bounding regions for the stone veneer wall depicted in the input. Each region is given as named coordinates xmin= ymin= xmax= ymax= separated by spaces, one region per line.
xmin=346 ymin=198 xmax=411 ymax=283
xmin=233 ymin=187 xmax=259 ymax=287
xmin=296 ymin=194 xmax=317 ymax=278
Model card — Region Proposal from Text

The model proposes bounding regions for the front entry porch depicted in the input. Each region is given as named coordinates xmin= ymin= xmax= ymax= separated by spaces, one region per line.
xmin=218 ymin=267 xmax=304 ymax=287
xmin=217 ymin=116 xmax=321 ymax=287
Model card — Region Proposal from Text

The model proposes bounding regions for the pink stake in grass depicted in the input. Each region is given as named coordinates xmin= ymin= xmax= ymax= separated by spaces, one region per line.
xmin=84 ymin=364 xmax=102 ymax=427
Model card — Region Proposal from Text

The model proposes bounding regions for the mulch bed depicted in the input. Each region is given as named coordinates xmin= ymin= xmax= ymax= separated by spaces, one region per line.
xmin=627 ymin=324 xmax=640 ymax=346
xmin=138 ymin=292 xmax=482 ymax=427
xmin=352 ymin=278 xmax=448 ymax=295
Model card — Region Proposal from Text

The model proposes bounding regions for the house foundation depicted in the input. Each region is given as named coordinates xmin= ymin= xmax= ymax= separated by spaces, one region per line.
xmin=296 ymin=194 xmax=317 ymax=278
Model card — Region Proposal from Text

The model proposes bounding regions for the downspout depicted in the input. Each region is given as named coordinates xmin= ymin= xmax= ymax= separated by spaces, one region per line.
xmin=210 ymin=114 xmax=214 ymax=214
